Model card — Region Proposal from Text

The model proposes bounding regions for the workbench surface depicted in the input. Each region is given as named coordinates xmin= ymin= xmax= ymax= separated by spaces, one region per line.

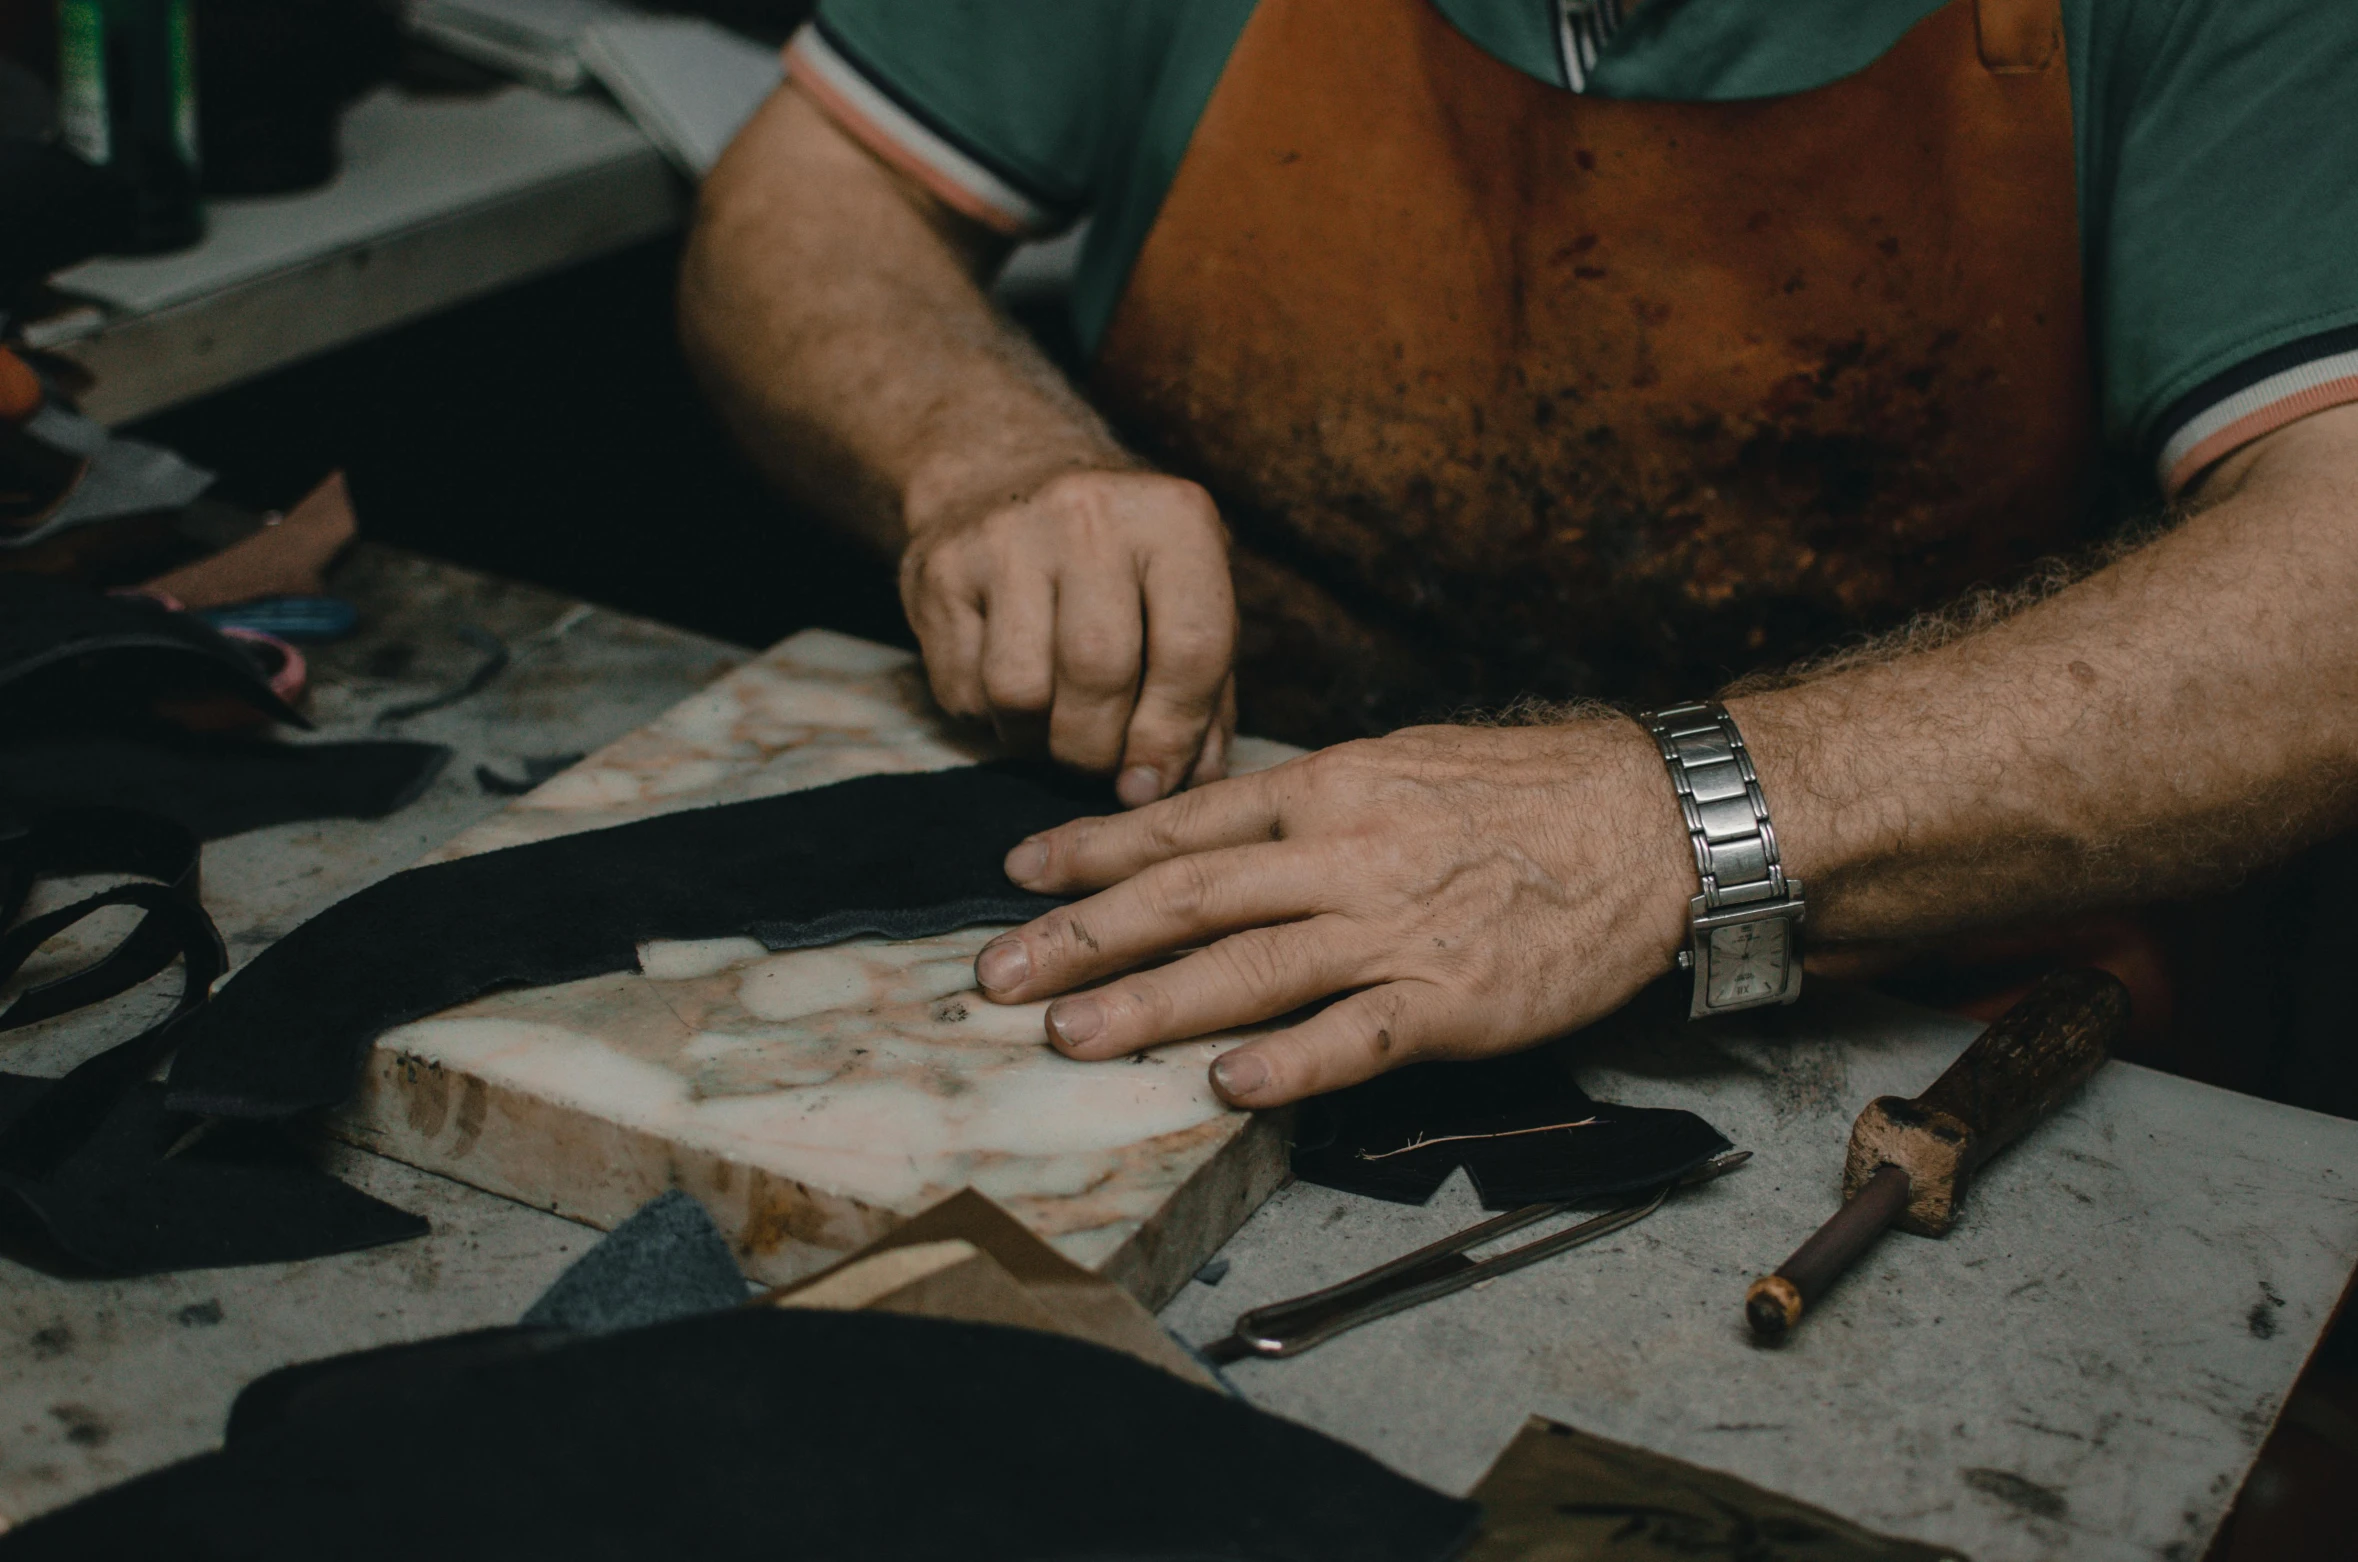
xmin=4 ymin=550 xmax=2352 ymax=1562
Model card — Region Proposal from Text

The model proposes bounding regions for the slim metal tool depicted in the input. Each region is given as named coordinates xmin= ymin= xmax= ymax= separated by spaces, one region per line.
xmin=1202 ymin=1150 xmax=1751 ymax=1364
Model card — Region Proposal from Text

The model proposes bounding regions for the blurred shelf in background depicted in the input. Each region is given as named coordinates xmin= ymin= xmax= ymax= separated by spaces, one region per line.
xmin=29 ymin=83 xmax=681 ymax=425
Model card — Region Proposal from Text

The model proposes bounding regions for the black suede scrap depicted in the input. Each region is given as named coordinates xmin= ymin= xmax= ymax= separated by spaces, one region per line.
xmin=1 ymin=1309 xmax=1481 ymax=1562
xmin=0 ymin=1076 xmax=426 ymax=1275
xmin=0 ymin=576 xmax=304 ymax=730
xmin=167 ymin=762 xmax=1107 ymax=1120
xmin=0 ymin=734 xmax=449 ymax=840
xmin=1291 ymin=1050 xmax=1733 ymax=1210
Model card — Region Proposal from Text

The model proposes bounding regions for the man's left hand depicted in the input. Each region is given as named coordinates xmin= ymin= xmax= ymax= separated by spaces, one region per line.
xmin=972 ymin=721 xmax=1698 ymax=1107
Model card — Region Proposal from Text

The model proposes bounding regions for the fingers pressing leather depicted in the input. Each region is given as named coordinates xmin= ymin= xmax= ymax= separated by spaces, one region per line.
xmin=1184 ymin=676 xmax=1239 ymax=791
xmin=978 ymin=840 xmax=1331 ymax=1000
xmin=1041 ymin=916 xmax=1360 ymax=1059
xmin=1048 ymin=560 xmax=1145 ymax=774
xmin=978 ymin=562 xmax=1054 ymax=747
xmin=1118 ymin=530 xmax=1235 ymax=807
xmin=1209 ymin=981 xmax=1442 ymax=1107
xmin=920 ymin=597 xmax=987 ymax=718
xmin=901 ymin=547 xmax=985 ymax=719
xmin=1003 ymin=768 xmax=1284 ymax=894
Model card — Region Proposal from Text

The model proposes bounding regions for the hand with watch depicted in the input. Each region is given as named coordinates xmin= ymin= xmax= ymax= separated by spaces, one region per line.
xmin=965 ymin=697 xmax=1814 ymax=1109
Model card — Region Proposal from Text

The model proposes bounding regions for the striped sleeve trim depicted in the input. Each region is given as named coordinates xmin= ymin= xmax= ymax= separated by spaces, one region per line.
xmin=2154 ymin=325 xmax=2358 ymax=495
xmin=1556 ymin=0 xmax=1628 ymax=94
xmin=782 ymin=22 xmax=1067 ymax=237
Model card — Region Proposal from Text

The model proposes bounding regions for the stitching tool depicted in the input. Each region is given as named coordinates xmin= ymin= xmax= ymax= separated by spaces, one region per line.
xmin=1202 ymin=1148 xmax=1750 ymax=1363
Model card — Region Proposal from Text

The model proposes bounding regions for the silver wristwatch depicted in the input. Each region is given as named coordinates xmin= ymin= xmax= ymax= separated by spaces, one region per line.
xmin=1639 ymin=701 xmax=1805 ymax=1017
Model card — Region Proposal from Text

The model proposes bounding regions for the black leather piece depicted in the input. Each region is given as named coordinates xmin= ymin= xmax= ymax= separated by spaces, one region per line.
xmin=0 ymin=734 xmax=450 ymax=841
xmin=2 ymin=1309 xmax=1482 ymax=1562
xmin=0 ymin=1076 xmax=427 ymax=1275
xmin=167 ymin=762 xmax=1106 ymax=1121
xmin=1291 ymin=1051 xmax=1734 ymax=1210
xmin=0 ymin=576 xmax=305 ymax=731
xmin=0 ymin=808 xmax=202 ymax=1027
xmin=0 ymin=882 xmax=223 ymax=1178
xmin=0 ymin=811 xmax=426 ymax=1275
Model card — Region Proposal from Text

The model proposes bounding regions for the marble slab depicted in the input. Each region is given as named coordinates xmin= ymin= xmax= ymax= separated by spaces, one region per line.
xmin=331 ymin=630 xmax=1297 ymax=1304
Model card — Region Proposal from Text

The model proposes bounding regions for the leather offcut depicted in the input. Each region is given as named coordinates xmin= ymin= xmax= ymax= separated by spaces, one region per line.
xmin=0 ymin=1309 xmax=1480 ymax=1561
xmin=166 ymin=762 xmax=1109 ymax=1120
xmin=0 ymin=575 xmax=305 ymax=730
xmin=0 ymin=733 xmax=449 ymax=841
xmin=1292 ymin=1050 xmax=1733 ymax=1210
xmin=0 ymin=814 xmax=425 ymax=1275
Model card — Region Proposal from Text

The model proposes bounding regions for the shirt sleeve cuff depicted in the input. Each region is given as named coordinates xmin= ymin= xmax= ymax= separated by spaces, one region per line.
xmin=2154 ymin=325 xmax=2358 ymax=496
xmin=783 ymin=22 xmax=1070 ymax=239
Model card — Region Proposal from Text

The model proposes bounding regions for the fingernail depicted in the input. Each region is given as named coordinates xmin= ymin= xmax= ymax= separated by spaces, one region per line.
xmin=976 ymin=938 xmax=1030 ymax=992
xmin=1047 ymin=996 xmax=1104 ymax=1047
xmin=1212 ymin=1051 xmax=1269 ymax=1100
xmin=1004 ymin=838 xmax=1049 ymax=884
xmin=1117 ymin=766 xmax=1162 ymax=808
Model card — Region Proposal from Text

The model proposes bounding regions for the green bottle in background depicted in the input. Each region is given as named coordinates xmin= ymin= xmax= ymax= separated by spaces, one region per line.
xmin=57 ymin=0 xmax=203 ymax=253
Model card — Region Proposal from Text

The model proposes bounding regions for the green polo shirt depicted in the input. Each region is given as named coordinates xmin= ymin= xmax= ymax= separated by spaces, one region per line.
xmin=784 ymin=0 xmax=2358 ymax=496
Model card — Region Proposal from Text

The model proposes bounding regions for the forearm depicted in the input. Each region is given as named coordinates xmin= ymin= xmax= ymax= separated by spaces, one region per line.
xmin=1735 ymin=406 xmax=2358 ymax=944
xmin=679 ymin=87 xmax=1129 ymax=554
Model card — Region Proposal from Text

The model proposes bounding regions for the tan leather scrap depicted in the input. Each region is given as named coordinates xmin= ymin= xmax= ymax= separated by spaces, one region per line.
xmin=1095 ymin=0 xmax=2092 ymax=744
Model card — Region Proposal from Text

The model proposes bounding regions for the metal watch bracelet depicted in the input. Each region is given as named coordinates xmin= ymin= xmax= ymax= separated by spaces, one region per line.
xmin=1638 ymin=701 xmax=1806 ymax=1017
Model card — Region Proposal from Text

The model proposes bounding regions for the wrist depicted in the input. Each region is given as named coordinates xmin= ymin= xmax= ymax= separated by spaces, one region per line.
xmin=900 ymin=444 xmax=1137 ymax=544
xmin=1530 ymin=719 xmax=1699 ymax=976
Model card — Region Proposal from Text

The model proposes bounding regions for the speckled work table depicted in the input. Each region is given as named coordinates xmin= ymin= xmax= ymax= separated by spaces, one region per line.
xmin=2 ymin=549 xmax=2353 ymax=1562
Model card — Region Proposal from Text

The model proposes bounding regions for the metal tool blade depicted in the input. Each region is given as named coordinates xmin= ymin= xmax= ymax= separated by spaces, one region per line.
xmin=1202 ymin=1149 xmax=1750 ymax=1364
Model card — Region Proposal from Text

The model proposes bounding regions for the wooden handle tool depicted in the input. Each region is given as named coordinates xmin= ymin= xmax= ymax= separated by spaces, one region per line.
xmin=1744 ymin=968 xmax=2129 ymax=1342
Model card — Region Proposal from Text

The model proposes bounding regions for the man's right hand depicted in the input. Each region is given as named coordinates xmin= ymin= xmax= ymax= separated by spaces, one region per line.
xmin=899 ymin=467 xmax=1237 ymax=807
xmin=683 ymin=88 xmax=1236 ymax=802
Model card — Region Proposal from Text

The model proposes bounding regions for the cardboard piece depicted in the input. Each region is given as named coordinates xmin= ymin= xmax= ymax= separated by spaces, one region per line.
xmin=1465 ymin=1416 xmax=1965 ymax=1562
xmin=766 ymin=1187 xmax=1222 ymax=1391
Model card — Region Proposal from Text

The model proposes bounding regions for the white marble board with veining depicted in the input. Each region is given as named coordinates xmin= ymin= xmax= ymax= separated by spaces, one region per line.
xmin=330 ymin=630 xmax=1298 ymax=1304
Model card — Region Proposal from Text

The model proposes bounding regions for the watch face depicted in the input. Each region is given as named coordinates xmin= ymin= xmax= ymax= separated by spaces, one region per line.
xmin=1706 ymin=918 xmax=1789 ymax=1007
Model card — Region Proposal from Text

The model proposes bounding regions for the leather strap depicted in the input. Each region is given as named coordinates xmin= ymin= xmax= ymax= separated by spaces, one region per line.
xmin=0 ymin=881 xmax=226 ymax=1179
xmin=0 ymin=809 xmax=226 ymax=1180
xmin=0 ymin=807 xmax=203 ymax=1030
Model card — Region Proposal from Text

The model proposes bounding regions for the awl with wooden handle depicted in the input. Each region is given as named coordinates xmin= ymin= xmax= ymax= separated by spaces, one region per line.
xmin=1745 ymin=968 xmax=2130 ymax=1342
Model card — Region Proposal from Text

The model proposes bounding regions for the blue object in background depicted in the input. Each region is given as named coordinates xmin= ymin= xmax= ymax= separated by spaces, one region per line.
xmin=198 ymin=595 xmax=358 ymax=643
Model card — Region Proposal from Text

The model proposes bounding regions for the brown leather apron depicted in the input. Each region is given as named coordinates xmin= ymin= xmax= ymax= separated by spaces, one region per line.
xmin=1094 ymin=0 xmax=2093 ymax=746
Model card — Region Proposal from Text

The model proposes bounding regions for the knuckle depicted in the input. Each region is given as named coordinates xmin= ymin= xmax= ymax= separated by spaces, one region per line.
xmin=1036 ymin=468 xmax=1109 ymax=508
xmin=984 ymin=662 xmax=1052 ymax=712
xmin=1354 ymin=993 xmax=1418 ymax=1061
xmin=1140 ymin=794 xmax=1202 ymax=857
xmin=929 ymin=673 xmax=977 ymax=718
xmin=1036 ymin=470 xmax=1121 ymax=534
xmin=1061 ymin=625 xmax=1138 ymax=688
xmin=1150 ymin=626 xmax=1233 ymax=689
xmin=1215 ymin=929 xmax=1291 ymax=993
xmin=1144 ymin=857 xmax=1217 ymax=923
xmin=991 ymin=685 xmax=1054 ymax=717
xmin=1158 ymin=477 xmax=1223 ymax=532
xmin=910 ymin=540 xmax=967 ymax=594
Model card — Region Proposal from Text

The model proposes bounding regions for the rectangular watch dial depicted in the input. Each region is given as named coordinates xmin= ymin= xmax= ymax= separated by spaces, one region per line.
xmin=1705 ymin=917 xmax=1789 ymax=1007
